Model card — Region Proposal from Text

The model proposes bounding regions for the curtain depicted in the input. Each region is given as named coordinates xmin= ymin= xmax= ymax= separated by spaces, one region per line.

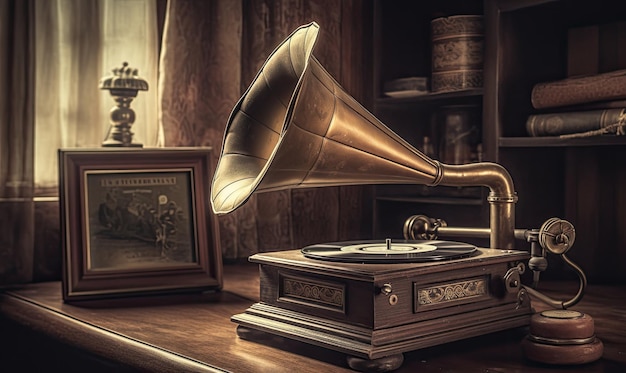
xmin=158 ymin=0 xmax=247 ymax=259
xmin=0 ymin=0 xmax=35 ymax=283
xmin=34 ymin=0 xmax=161 ymax=189
xmin=0 ymin=0 xmax=161 ymax=284
xmin=30 ymin=0 xmax=160 ymax=280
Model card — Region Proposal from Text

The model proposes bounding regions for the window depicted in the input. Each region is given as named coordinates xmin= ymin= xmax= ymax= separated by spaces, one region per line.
xmin=34 ymin=0 xmax=161 ymax=191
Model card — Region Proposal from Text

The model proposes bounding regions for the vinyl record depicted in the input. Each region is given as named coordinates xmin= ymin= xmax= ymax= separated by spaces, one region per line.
xmin=301 ymin=239 xmax=477 ymax=263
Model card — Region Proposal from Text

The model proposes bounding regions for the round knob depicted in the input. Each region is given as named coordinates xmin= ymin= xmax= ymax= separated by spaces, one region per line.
xmin=380 ymin=283 xmax=393 ymax=296
xmin=539 ymin=218 xmax=576 ymax=255
xmin=403 ymin=215 xmax=446 ymax=240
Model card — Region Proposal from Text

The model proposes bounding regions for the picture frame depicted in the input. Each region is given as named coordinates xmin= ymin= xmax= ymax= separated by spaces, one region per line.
xmin=59 ymin=147 xmax=222 ymax=301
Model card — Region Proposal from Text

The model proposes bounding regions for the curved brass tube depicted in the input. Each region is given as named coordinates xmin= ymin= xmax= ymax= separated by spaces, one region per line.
xmin=210 ymin=22 xmax=519 ymax=252
xmin=433 ymin=162 xmax=518 ymax=250
xmin=522 ymin=256 xmax=586 ymax=309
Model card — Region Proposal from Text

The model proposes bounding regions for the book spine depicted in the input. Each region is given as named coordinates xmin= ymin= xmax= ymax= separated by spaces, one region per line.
xmin=526 ymin=108 xmax=625 ymax=137
xmin=531 ymin=69 xmax=626 ymax=109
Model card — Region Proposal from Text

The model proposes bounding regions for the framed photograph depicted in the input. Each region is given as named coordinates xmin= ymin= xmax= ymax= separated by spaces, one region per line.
xmin=59 ymin=148 xmax=222 ymax=301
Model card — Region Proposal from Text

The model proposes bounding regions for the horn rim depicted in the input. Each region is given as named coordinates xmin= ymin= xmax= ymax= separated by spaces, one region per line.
xmin=211 ymin=22 xmax=320 ymax=214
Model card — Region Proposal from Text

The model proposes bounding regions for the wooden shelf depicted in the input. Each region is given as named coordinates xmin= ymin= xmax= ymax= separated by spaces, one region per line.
xmin=496 ymin=0 xmax=559 ymax=12
xmin=499 ymin=136 xmax=626 ymax=148
xmin=376 ymin=196 xmax=483 ymax=206
xmin=371 ymin=0 xmax=626 ymax=281
xmin=375 ymin=88 xmax=482 ymax=109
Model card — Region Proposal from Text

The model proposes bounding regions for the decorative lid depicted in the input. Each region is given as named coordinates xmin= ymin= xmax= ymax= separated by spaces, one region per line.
xmin=99 ymin=62 xmax=148 ymax=91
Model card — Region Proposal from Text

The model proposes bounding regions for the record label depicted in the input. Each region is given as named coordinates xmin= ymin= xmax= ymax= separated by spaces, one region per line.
xmin=301 ymin=239 xmax=477 ymax=263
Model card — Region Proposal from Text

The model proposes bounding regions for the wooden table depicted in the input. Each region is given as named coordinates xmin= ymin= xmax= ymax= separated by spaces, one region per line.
xmin=1 ymin=262 xmax=625 ymax=372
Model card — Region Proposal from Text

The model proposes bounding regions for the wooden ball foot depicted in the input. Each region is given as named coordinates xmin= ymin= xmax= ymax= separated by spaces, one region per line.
xmin=522 ymin=309 xmax=603 ymax=365
xmin=236 ymin=325 xmax=281 ymax=343
xmin=346 ymin=353 xmax=403 ymax=372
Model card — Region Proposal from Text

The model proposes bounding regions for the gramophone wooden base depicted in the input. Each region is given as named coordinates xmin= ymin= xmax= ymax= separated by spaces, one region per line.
xmin=233 ymin=302 xmax=531 ymax=372
xmin=346 ymin=354 xmax=404 ymax=372
xmin=236 ymin=324 xmax=405 ymax=372
xmin=233 ymin=248 xmax=533 ymax=371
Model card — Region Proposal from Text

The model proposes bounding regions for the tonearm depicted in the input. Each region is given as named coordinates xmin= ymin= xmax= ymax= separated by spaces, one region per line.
xmin=404 ymin=214 xmax=587 ymax=309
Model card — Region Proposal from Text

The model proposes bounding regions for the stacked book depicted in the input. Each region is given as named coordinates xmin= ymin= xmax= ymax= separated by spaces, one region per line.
xmin=527 ymin=21 xmax=626 ymax=138
xmin=527 ymin=69 xmax=626 ymax=138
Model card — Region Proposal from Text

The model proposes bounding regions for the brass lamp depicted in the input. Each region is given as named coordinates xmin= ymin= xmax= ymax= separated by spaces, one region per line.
xmin=100 ymin=62 xmax=148 ymax=147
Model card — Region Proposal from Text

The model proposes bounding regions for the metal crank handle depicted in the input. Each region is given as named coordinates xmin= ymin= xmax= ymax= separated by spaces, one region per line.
xmin=505 ymin=218 xmax=587 ymax=309
xmin=534 ymin=218 xmax=586 ymax=309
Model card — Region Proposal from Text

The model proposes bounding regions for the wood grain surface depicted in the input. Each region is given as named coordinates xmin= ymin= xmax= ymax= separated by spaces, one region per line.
xmin=1 ymin=263 xmax=625 ymax=372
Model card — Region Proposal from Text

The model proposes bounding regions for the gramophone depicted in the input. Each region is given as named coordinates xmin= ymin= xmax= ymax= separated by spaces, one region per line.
xmin=210 ymin=23 xmax=601 ymax=371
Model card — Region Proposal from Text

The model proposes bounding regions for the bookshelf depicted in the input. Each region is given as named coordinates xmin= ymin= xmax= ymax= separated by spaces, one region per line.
xmin=370 ymin=0 xmax=487 ymax=247
xmin=369 ymin=0 xmax=626 ymax=282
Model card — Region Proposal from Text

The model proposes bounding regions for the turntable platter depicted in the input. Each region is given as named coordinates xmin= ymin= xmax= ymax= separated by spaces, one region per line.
xmin=301 ymin=239 xmax=477 ymax=263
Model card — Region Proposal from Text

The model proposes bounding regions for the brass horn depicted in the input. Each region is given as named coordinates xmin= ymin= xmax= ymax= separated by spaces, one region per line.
xmin=211 ymin=22 xmax=518 ymax=250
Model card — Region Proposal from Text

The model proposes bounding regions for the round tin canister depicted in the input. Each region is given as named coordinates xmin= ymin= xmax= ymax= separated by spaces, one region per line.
xmin=431 ymin=15 xmax=484 ymax=93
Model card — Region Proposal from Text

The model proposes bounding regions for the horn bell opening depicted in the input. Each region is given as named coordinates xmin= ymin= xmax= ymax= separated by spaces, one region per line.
xmin=211 ymin=22 xmax=320 ymax=214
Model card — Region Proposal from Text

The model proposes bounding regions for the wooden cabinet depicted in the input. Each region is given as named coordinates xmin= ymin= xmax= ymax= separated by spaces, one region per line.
xmin=370 ymin=0 xmax=626 ymax=283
